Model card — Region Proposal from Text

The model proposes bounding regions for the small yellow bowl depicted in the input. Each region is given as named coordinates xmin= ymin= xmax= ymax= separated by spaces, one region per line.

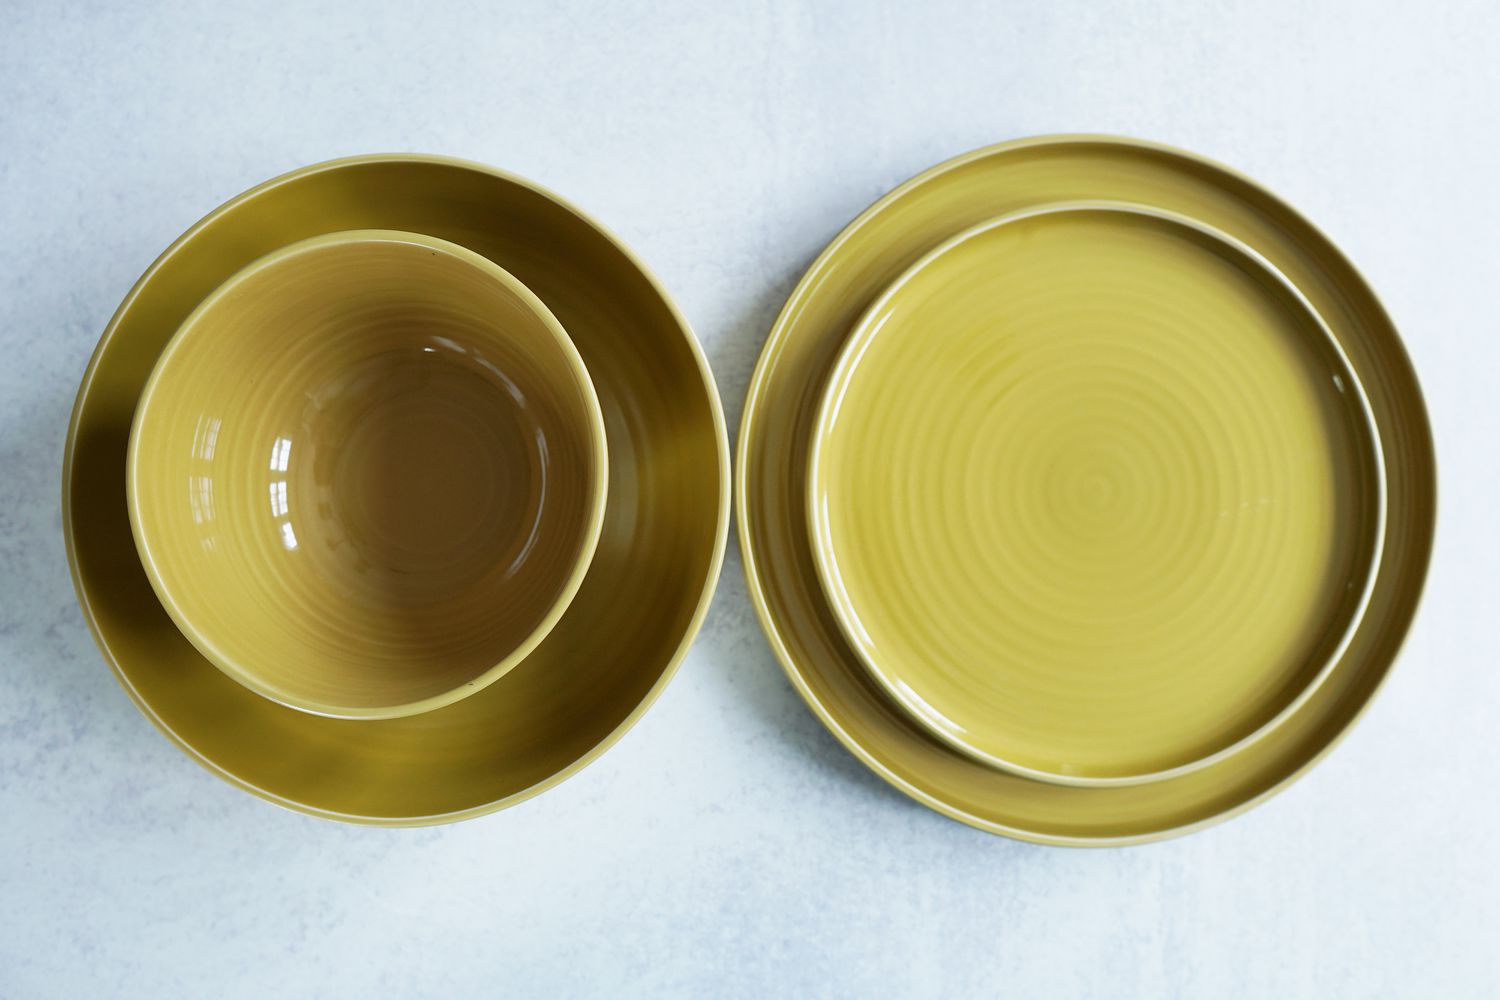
xmin=127 ymin=229 xmax=608 ymax=720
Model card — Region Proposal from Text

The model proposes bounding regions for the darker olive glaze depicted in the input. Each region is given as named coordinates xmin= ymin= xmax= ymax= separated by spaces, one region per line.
xmin=65 ymin=157 xmax=729 ymax=823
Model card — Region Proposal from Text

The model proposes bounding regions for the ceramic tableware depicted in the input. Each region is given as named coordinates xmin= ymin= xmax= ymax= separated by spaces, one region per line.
xmin=65 ymin=155 xmax=729 ymax=823
xmin=128 ymin=230 xmax=608 ymax=719
xmin=739 ymin=135 xmax=1434 ymax=844
xmin=806 ymin=202 xmax=1383 ymax=786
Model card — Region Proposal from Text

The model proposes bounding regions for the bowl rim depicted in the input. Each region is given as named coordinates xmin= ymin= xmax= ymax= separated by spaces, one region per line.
xmin=802 ymin=199 xmax=1389 ymax=787
xmin=123 ymin=228 xmax=612 ymax=720
xmin=62 ymin=154 xmax=730 ymax=824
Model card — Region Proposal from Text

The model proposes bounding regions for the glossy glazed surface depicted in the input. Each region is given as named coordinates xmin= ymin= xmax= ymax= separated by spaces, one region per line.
xmin=807 ymin=204 xmax=1382 ymax=784
xmin=64 ymin=156 xmax=729 ymax=823
xmin=738 ymin=135 xmax=1435 ymax=844
xmin=128 ymin=231 xmax=607 ymax=719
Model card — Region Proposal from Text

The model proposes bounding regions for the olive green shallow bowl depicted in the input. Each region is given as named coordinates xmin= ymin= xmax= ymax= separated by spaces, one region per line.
xmin=738 ymin=135 xmax=1435 ymax=845
xmin=65 ymin=155 xmax=729 ymax=824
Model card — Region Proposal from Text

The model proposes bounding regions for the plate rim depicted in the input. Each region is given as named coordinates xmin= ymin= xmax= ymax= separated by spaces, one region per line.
xmin=737 ymin=133 xmax=1436 ymax=846
xmin=63 ymin=153 xmax=731 ymax=826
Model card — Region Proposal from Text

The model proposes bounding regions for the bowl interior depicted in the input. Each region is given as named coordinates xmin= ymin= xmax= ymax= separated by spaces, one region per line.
xmin=128 ymin=231 xmax=606 ymax=718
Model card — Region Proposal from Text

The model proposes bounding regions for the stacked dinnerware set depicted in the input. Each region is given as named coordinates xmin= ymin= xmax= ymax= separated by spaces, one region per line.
xmin=65 ymin=137 xmax=1434 ymax=844
xmin=65 ymin=156 xmax=731 ymax=825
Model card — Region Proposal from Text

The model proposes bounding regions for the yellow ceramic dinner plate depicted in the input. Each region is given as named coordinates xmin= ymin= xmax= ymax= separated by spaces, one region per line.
xmin=64 ymin=155 xmax=729 ymax=824
xmin=807 ymin=202 xmax=1384 ymax=785
xmin=739 ymin=136 xmax=1434 ymax=844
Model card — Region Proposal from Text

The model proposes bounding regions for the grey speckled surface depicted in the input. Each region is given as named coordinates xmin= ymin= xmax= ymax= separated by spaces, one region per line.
xmin=2 ymin=1 xmax=1496 ymax=996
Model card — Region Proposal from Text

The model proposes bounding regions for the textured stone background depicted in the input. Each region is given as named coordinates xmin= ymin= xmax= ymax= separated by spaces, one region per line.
xmin=1 ymin=1 xmax=1494 ymax=996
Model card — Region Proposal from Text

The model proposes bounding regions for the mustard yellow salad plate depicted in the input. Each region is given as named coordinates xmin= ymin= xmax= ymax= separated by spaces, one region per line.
xmin=740 ymin=135 xmax=1434 ymax=844
xmin=806 ymin=202 xmax=1384 ymax=786
xmin=128 ymin=230 xmax=609 ymax=720
xmin=64 ymin=155 xmax=729 ymax=824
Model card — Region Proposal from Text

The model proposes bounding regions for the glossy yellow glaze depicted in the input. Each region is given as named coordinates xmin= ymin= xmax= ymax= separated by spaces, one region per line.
xmin=738 ymin=136 xmax=1435 ymax=844
xmin=128 ymin=231 xmax=607 ymax=719
xmin=807 ymin=204 xmax=1382 ymax=784
xmin=64 ymin=156 xmax=729 ymax=823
